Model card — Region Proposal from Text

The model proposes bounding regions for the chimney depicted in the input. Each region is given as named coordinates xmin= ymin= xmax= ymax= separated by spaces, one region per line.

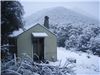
xmin=44 ymin=16 xmax=49 ymax=29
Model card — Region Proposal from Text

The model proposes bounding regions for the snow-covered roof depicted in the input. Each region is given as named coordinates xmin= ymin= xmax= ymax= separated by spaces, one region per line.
xmin=9 ymin=29 xmax=24 ymax=37
xmin=32 ymin=32 xmax=48 ymax=37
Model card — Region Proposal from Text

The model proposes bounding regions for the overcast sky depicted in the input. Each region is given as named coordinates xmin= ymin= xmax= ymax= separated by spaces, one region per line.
xmin=20 ymin=0 xmax=100 ymax=21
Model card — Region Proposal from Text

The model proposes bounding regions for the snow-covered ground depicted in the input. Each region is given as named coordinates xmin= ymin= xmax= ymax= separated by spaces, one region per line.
xmin=50 ymin=47 xmax=100 ymax=75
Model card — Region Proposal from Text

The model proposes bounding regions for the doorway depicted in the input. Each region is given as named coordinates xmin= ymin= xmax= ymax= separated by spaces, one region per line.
xmin=33 ymin=38 xmax=44 ymax=61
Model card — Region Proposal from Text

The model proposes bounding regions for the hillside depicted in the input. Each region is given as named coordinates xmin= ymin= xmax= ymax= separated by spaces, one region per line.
xmin=24 ymin=7 xmax=99 ymax=29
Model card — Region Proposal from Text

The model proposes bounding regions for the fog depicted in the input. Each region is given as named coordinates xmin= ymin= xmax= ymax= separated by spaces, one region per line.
xmin=20 ymin=0 xmax=100 ymax=21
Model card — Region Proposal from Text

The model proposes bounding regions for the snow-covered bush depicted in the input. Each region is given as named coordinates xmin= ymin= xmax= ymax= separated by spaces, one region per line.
xmin=1 ymin=53 xmax=76 ymax=75
xmin=51 ymin=23 xmax=100 ymax=56
xmin=1 ymin=44 xmax=13 ymax=63
xmin=1 ymin=69 xmax=21 ymax=75
xmin=61 ymin=58 xmax=76 ymax=75
xmin=57 ymin=23 xmax=73 ymax=47
xmin=89 ymin=35 xmax=100 ymax=56
xmin=65 ymin=35 xmax=78 ymax=49
xmin=77 ymin=34 xmax=90 ymax=52
xmin=76 ymin=25 xmax=100 ymax=56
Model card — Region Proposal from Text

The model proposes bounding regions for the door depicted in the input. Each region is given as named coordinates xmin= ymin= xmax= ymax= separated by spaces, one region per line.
xmin=33 ymin=38 xmax=44 ymax=60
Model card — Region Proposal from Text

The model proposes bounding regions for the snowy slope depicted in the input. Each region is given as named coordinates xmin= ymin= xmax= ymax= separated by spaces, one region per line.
xmin=24 ymin=7 xmax=99 ymax=29
xmin=50 ymin=47 xmax=100 ymax=75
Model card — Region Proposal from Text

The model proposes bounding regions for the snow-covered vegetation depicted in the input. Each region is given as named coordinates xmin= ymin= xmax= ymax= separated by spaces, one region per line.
xmin=1 ymin=52 xmax=75 ymax=75
xmin=1 ymin=47 xmax=100 ymax=75
xmin=51 ymin=23 xmax=100 ymax=56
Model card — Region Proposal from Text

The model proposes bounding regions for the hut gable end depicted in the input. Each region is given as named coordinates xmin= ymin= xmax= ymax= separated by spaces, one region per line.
xmin=17 ymin=24 xmax=56 ymax=39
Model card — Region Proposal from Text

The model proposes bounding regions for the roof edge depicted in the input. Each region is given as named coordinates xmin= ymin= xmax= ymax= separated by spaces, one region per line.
xmin=17 ymin=23 xmax=57 ymax=38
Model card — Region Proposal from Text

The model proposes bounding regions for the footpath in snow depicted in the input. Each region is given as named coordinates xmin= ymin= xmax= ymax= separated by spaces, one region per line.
xmin=50 ymin=47 xmax=100 ymax=75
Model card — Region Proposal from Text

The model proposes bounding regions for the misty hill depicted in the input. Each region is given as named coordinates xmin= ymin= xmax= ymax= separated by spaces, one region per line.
xmin=24 ymin=7 xmax=99 ymax=28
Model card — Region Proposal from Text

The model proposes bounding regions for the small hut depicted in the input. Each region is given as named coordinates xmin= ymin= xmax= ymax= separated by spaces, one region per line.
xmin=17 ymin=16 xmax=57 ymax=61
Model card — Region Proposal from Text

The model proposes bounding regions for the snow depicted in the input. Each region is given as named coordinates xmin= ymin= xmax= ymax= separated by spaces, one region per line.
xmin=9 ymin=28 xmax=23 ymax=37
xmin=49 ymin=47 xmax=100 ymax=75
xmin=32 ymin=32 xmax=48 ymax=37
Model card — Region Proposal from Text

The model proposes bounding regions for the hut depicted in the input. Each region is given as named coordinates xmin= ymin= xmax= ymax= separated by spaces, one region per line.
xmin=17 ymin=16 xmax=57 ymax=61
